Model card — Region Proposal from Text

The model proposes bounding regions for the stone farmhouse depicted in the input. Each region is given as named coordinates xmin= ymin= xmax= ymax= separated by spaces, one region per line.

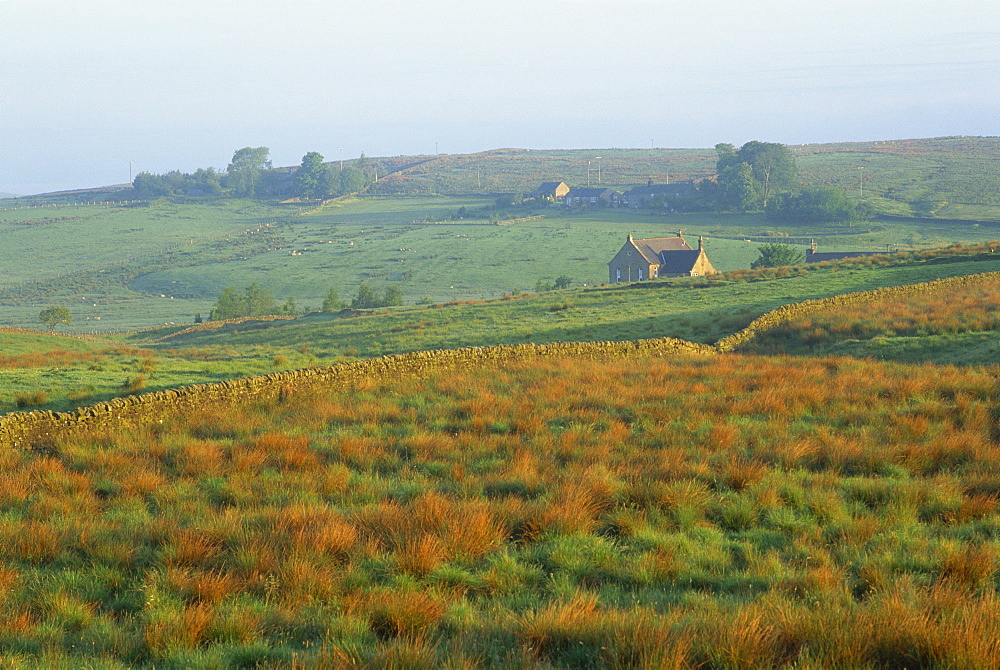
xmin=531 ymin=181 xmax=571 ymax=202
xmin=528 ymin=179 xmax=697 ymax=210
xmin=622 ymin=181 xmax=697 ymax=209
xmin=608 ymin=233 xmax=718 ymax=283
xmin=564 ymin=187 xmax=622 ymax=208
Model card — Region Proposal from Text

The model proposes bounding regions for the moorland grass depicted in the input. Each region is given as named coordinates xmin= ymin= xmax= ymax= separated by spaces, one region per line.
xmin=738 ymin=267 xmax=1000 ymax=364
xmin=0 ymin=352 xmax=997 ymax=666
xmin=4 ymin=246 xmax=999 ymax=415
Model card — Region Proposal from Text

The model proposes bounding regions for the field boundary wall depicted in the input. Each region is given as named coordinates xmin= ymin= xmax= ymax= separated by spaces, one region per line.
xmin=0 ymin=337 xmax=713 ymax=448
xmin=716 ymin=270 xmax=1000 ymax=352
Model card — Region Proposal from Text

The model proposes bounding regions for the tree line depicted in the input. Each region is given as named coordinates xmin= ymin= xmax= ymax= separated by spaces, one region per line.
xmin=206 ymin=282 xmax=403 ymax=321
xmin=132 ymin=147 xmax=375 ymax=200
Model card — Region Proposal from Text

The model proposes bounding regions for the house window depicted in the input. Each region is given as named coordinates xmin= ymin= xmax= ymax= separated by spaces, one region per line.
xmin=616 ymin=268 xmax=621 ymax=282
xmin=638 ymin=268 xmax=643 ymax=280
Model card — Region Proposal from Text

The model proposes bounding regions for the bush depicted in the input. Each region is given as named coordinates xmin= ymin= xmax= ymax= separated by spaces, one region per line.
xmin=14 ymin=390 xmax=48 ymax=408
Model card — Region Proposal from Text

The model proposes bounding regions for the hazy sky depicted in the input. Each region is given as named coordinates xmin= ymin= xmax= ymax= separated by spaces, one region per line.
xmin=2 ymin=0 xmax=997 ymax=194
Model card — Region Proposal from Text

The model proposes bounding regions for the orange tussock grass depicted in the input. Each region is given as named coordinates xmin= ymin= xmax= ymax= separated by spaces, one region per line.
xmin=536 ymin=481 xmax=604 ymax=536
xmin=347 ymin=588 xmax=448 ymax=640
xmin=273 ymin=503 xmax=358 ymax=558
xmin=336 ymin=434 xmax=387 ymax=469
xmin=144 ymin=602 xmax=215 ymax=655
xmin=519 ymin=590 xmax=604 ymax=659
xmin=165 ymin=529 xmax=224 ymax=568
xmin=170 ymin=438 xmax=225 ymax=478
xmin=355 ymin=491 xmax=505 ymax=572
xmin=938 ymin=544 xmax=998 ymax=590
xmin=166 ymin=567 xmax=242 ymax=605
xmin=254 ymin=432 xmax=320 ymax=471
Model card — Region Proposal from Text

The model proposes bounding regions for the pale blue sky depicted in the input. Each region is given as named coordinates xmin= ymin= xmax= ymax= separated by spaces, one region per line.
xmin=2 ymin=0 xmax=997 ymax=194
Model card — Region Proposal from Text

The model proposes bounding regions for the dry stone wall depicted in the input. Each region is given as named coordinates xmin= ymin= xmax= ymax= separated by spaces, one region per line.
xmin=0 ymin=337 xmax=713 ymax=449
xmin=716 ymin=271 xmax=1000 ymax=352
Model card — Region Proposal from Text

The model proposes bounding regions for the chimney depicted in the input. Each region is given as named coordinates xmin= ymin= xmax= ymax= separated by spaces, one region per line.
xmin=809 ymin=239 xmax=817 ymax=255
xmin=698 ymin=235 xmax=704 ymax=251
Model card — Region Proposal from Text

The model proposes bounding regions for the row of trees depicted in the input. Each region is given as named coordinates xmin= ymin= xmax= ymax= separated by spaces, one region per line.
xmin=131 ymin=147 xmax=375 ymax=201
xmin=208 ymin=282 xmax=403 ymax=321
xmin=208 ymin=283 xmax=300 ymax=321
xmin=132 ymin=168 xmax=223 ymax=198
xmin=293 ymin=151 xmax=372 ymax=200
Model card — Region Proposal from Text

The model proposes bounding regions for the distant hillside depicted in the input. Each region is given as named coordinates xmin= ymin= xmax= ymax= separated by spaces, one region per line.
xmin=5 ymin=137 xmax=999 ymax=220
xmin=366 ymin=137 xmax=1000 ymax=220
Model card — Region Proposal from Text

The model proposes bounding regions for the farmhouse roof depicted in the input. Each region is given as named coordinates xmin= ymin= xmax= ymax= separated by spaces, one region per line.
xmin=533 ymin=181 xmax=568 ymax=194
xmin=657 ymin=250 xmax=702 ymax=275
xmin=629 ymin=234 xmax=693 ymax=264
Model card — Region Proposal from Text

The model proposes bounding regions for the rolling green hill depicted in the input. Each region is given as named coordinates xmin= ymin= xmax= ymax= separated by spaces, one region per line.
xmin=3 ymin=249 xmax=998 ymax=415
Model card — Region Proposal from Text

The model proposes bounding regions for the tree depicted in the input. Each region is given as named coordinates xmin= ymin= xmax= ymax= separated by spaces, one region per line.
xmin=766 ymin=185 xmax=872 ymax=224
xmin=279 ymin=298 xmax=301 ymax=316
xmin=321 ymin=288 xmax=346 ymax=312
xmin=737 ymin=141 xmax=797 ymax=207
xmin=132 ymin=172 xmax=172 ymax=198
xmin=243 ymin=282 xmax=278 ymax=317
xmin=714 ymin=141 xmax=797 ymax=211
xmin=226 ymin=147 xmax=271 ymax=197
xmin=719 ymin=163 xmax=761 ymax=211
xmin=382 ymin=285 xmax=403 ymax=307
xmin=208 ymin=283 xmax=280 ymax=321
xmin=132 ymin=167 xmax=222 ymax=198
xmin=351 ymin=282 xmax=380 ymax=309
xmin=338 ymin=166 xmax=369 ymax=195
xmin=750 ymin=243 xmax=805 ymax=269
xmin=208 ymin=287 xmax=244 ymax=320
xmin=553 ymin=275 xmax=573 ymax=289
xmin=39 ymin=306 xmax=71 ymax=331
xmin=294 ymin=151 xmax=334 ymax=199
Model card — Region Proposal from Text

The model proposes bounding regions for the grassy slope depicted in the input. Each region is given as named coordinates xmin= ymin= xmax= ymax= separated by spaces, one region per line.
xmin=3 ymin=195 xmax=995 ymax=336
xmin=3 ymin=136 xmax=1000 ymax=334
xmin=151 ymin=255 xmax=1000 ymax=354
xmin=1 ymin=352 xmax=998 ymax=667
xmin=374 ymin=137 xmax=1000 ymax=220
xmin=4 ymin=253 xmax=999 ymax=415
xmin=733 ymin=268 xmax=1000 ymax=366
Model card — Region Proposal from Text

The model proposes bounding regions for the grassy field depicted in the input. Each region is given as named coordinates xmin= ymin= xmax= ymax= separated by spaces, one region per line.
xmin=0 ymin=351 xmax=997 ymax=667
xmin=737 ymin=269 xmax=1000 ymax=365
xmin=3 ymin=249 xmax=998 ymax=415
xmin=1 ymin=192 xmax=997 ymax=335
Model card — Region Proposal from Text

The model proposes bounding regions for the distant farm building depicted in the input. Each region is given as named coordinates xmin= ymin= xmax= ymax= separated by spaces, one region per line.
xmin=806 ymin=241 xmax=884 ymax=263
xmin=531 ymin=181 xmax=571 ymax=201
xmin=623 ymin=181 xmax=696 ymax=209
xmin=608 ymin=233 xmax=718 ymax=283
xmin=564 ymin=187 xmax=622 ymax=208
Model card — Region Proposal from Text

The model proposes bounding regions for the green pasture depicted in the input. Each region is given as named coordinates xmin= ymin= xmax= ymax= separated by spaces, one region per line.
xmin=150 ymin=255 xmax=1000 ymax=354
xmin=1 ymin=193 xmax=998 ymax=336
xmin=813 ymin=330 xmax=1000 ymax=366
xmin=0 ymin=329 xmax=321 ymax=414
xmin=3 ymin=253 xmax=999 ymax=414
